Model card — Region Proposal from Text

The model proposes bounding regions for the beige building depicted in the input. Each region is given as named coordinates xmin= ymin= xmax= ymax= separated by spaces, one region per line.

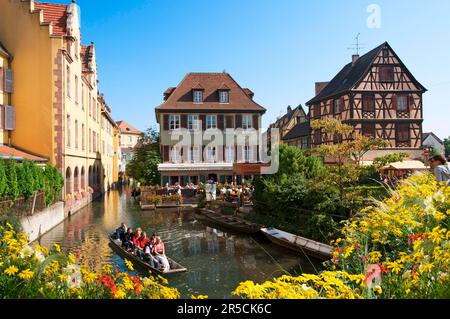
xmin=116 ymin=120 xmax=142 ymax=174
xmin=0 ymin=1 xmax=119 ymax=209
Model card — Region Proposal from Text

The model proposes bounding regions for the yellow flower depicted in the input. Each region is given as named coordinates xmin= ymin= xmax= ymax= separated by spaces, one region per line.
xmin=373 ymin=285 xmax=382 ymax=294
xmin=368 ymin=251 xmax=382 ymax=263
xmin=53 ymin=243 xmax=61 ymax=253
xmin=124 ymin=259 xmax=134 ymax=271
xmin=6 ymin=222 xmax=13 ymax=230
xmin=419 ymin=263 xmax=434 ymax=274
xmin=191 ymin=295 xmax=209 ymax=299
xmin=114 ymin=289 xmax=126 ymax=299
xmin=68 ymin=253 xmax=76 ymax=264
xmin=83 ymin=271 xmax=98 ymax=284
xmin=18 ymin=269 xmax=34 ymax=281
xmin=102 ymin=264 xmax=113 ymax=274
xmin=4 ymin=265 xmax=19 ymax=276
xmin=386 ymin=262 xmax=404 ymax=275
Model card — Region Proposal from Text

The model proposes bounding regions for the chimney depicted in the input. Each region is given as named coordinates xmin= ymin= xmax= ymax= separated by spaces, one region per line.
xmin=315 ymin=82 xmax=329 ymax=95
xmin=352 ymin=54 xmax=360 ymax=65
xmin=287 ymin=105 xmax=292 ymax=113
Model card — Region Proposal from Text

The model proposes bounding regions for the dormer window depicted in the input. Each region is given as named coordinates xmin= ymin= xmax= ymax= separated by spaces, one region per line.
xmin=219 ymin=91 xmax=229 ymax=103
xmin=193 ymin=90 xmax=203 ymax=103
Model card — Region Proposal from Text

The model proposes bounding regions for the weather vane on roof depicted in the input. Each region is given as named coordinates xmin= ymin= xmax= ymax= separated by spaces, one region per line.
xmin=347 ymin=33 xmax=366 ymax=55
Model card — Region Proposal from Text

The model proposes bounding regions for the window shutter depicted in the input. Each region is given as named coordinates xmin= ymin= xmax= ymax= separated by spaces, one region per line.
xmin=391 ymin=95 xmax=397 ymax=110
xmin=4 ymin=105 xmax=15 ymax=131
xmin=4 ymin=69 xmax=13 ymax=93
xmin=217 ymin=115 xmax=224 ymax=130
xmin=0 ymin=67 xmax=3 ymax=93
xmin=217 ymin=145 xmax=223 ymax=163
xmin=236 ymin=145 xmax=243 ymax=163
xmin=163 ymin=145 xmax=169 ymax=162
xmin=408 ymin=95 xmax=414 ymax=111
xmin=200 ymin=115 xmax=206 ymax=131
xmin=181 ymin=114 xmax=187 ymax=129
xmin=253 ymin=115 xmax=259 ymax=130
xmin=236 ymin=115 xmax=242 ymax=128
xmin=202 ymin=145 xmax=206 ymax=162
xmin=340 ymin=97 xmax=345 ymax=112
xmin=253 ymin=146 xmax=258 ymax=163
xmin=163 ymin=115 xmax=169 ymax=131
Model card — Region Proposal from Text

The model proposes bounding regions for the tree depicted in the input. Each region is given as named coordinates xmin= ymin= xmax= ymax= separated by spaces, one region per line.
xmin=373 ymin=152 xmax=409 ymax=170
xmin=444 ymin=137 xmax=450 ymax=157
xmin=126 ymin=127 xmax=161 ymax=185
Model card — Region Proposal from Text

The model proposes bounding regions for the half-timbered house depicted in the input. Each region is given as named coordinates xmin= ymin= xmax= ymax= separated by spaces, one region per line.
xmin=306 ymin=42 xmax=427 ymax=161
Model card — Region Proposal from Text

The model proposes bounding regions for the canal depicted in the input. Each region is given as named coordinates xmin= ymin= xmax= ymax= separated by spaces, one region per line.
xmin=37 ymin=188 xmax=322 ymax=298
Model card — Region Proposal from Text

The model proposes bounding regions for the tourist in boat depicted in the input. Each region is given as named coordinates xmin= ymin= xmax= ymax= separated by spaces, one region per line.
xmin=134 ymin=230 xmax=150 ymax=258
xmin=123 ymin=227 xmax=134 ymax=250
xmin=143 ymin=235 xmax=158 ymax=267
xmin=152 ymin=236 xmax=170 ymax=272
xmin=115 ymin=223 xmax=127 ymax=241
xmin=429 ymin=155 xmax=450 ymax=186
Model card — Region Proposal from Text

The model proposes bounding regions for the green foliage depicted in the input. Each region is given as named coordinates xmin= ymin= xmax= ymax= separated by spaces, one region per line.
xmin=5 ymin=161 xmax=19 ymax=201
xmin=0 ymin=161 xmax=7 ymax=198
xmin=42 ymin=165 xmax=64 ymax=206
xmin=373 ymin=152 xmax=409 ymax=170
xmin=17 ymin=161 xmax=35 ymax=199
xmin=126 ymin=128 xmax=161 ymax=185
xmin=444 ymin=137 xmax=450 ymax=157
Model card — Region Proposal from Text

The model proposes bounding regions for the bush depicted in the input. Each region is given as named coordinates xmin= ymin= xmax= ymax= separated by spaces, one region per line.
xmin=0 ymin=161 xmax=7 ymax=198
xmin=5 ymin=161 xmax=19 ymax=201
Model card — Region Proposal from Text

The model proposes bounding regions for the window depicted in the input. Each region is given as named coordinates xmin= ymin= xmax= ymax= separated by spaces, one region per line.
xmin=362 ymin=94 xmax=375 ymax=112
xmin=188 ymin=115 xmax=199 ymax=130
xmin=66 ymin=115 xmax=71 ymax=147
xmin=89 ymin=93 xmax=92 ymax=117
xmin=171 ymin=146 xmax=182 ymax=163
xmin=75 ymin=76 xmax=79 ymax=103
xmin=169 ymin=115 xmax=180 ymax=130
xmin=189 ymin=146 xmax=200 ymax=163
xmin=81 ymin=83 xmax=85 ymax=110
xmin=82 ymin=124 xmax=85 ymax=150
xmin=244 ymin=146 xmax=253 ymax=162
xmin=206 ymin=146 xmax=217 ymax=162
xmin=334 ymin=98 xmax=342 ymax=114
xmin=225 ymin=146 xmax=235 ymax=163
xmin=75 ymin=120 xmax=78 ymax=149
xmin=379 ymin=66 xmax=395 ymax=82
xmin=397 ymin=95 xmax=408 ymax=112
xmin=219 ymin=91 xmax=229 ymax=103
xmin=225 ymin=115 xmax=235 ymax=129
xmin=89 ymin=129 xmax=92 ymax=152
xmin=242 ymin=115 xmax=252 ymax=129
xmin=66 ymin=66 xmax=71 ymax=97
xmin=206 ymin=115 xmax=217 ymax=129
xmin=383 ymin=48 xmax=389 ymax=59
xmin=396 ymin=123 xmax=410 ymax=143
xmin=129 ymin=136 xmax=132 ymax=143
xmin=314 ymin=130 xmax=321 ymax=144
xmin=193 ymin=90 xmax=203 ymax=103
xmin=362 ymin=123 xmax=375 ymax=138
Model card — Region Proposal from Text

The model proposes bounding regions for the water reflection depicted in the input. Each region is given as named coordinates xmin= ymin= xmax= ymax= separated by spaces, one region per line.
xmin=38 ymin=188 xmax=322 ymax=298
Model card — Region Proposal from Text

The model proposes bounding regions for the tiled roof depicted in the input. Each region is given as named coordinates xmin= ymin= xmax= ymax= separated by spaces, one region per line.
xmin=0 ymin=145 xmax=48 ymax=162
xmin=283 ymin=121 xmax=311 ymax=140
xmin=156 ymin=72 xmax=266 ymax=113
xmin=306 ymin=42 xmax=427 ymax=105
xmin=34 ymin=1 xmax=69 ymax=37
xmin=116 ymin=121 xmax=142 ymax=135
xmin=423 ymin=132 xmax=443 ymax=144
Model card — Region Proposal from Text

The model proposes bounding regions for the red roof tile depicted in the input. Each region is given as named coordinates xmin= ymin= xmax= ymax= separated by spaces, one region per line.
xmin=156 ymin=73 xmax=266 ymax=113
xmin=116 ymin=121 xmax=142 ymax=135
xmin=34 ymin=2 xmax=69 ymax=37
xmin=0 ymin=145 xmax=48 ymax=162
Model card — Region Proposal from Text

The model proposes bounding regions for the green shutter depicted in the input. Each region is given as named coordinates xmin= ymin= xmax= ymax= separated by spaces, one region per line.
xmin=200 ymin=175 xmax=206 ymax=184
xmin=162 ymin=176 xmax=169 ymax=186
xmin=182 ymin=176 xmax=189 ymax=186
xmin=236 ymin=175 xmax=242 ymax=185
xmin=219 ymin=175 xmax=226 ymax=184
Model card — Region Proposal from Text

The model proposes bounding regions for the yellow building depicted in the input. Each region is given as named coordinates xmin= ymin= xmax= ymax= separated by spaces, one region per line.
xmin=0 ymin=0 xmax=118 ymax=205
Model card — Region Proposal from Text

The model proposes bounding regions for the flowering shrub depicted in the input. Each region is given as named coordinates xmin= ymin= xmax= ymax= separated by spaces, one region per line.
xmin=0 ymin=223 xmax=180 ymax=299
xmin=233 ymin=173 xmax=450 ymax=299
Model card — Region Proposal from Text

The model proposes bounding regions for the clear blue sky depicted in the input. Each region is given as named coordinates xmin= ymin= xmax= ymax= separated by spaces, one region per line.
xmin=53 ymin=0 xmax=450 ymax=138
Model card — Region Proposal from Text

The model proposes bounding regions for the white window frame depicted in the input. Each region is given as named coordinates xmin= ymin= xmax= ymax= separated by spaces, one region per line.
xmin=242 ymin=115 xmax=253 ymax=130
xmin=244 ymin=145 xmax=253 ymax=162
xmin=188 ymin=114 xmax=199 ymax=131
xmin=193 ymin=90 xmax=203 ymax=104
xmin=189 ymin=146 xmax=200 ymax=163
xmin=171 ymin=146 xmax=182 ymax=163
xmin=219 ymin=91 xmax=229 ymax=103
xmin=225 ymin=146 xmax=235 ymax=163
xmin=206 ymin=115 xmax=217 ymax=129
xmin=169 ymin=114 xmax=181 ymax=130
xmin=206 ymin=146 xmax=217 ymax=162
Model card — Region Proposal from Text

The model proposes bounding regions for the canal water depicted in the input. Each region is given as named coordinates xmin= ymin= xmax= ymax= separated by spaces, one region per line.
xmin=37 ymin=188 xmax=322 ymax=298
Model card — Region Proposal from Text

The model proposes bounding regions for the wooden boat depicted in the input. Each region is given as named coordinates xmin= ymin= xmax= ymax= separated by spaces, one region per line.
xmin=108 ymin=236 xmax=187 ymax=275
xmin=198 ymin=209 xmax=262 ymax=235
xmin=260 ymin=227 xmax=333 ymax=260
